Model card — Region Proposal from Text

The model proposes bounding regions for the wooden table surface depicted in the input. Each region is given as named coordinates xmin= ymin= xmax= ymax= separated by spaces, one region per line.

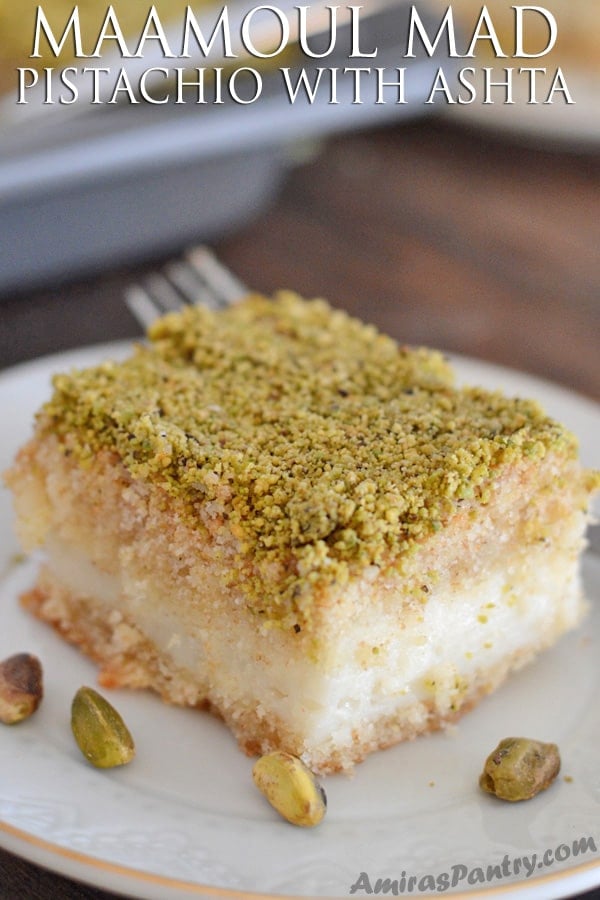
xmin=0 ymin=115 xmax=599 ymax=898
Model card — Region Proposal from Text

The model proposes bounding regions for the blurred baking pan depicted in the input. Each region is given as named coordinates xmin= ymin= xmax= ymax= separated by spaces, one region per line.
xmin=0 ymin=1 xmax=450 ymax=295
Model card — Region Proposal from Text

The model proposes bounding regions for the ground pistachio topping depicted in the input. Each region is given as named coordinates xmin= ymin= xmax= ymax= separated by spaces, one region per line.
xmin=39 ymin=292 xmax=579 ymax=627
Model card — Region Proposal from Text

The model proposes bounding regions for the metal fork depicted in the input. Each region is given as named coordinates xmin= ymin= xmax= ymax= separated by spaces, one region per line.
xmin=124 ymin=245 xmax=248 ymax=329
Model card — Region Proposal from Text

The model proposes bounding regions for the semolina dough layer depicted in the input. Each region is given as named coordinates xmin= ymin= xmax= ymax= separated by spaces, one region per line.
xmin=9 ymin=431 xmax=589 ymax=773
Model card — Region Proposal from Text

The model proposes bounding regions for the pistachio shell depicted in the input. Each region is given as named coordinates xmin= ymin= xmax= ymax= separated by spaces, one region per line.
xmin=480 ymin=737 xmax=560 ymax=801
xmin=0 ymin=653 xmax=43 ymax=724
xmin=252 ymin=751 xmax=327 ymax=827
xmin=71 ymin=686 xmax=135 ymax=768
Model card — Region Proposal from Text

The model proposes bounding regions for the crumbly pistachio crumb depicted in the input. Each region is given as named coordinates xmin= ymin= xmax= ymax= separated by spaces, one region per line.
xmin=37 ymin=292 xmax=584 ymax=627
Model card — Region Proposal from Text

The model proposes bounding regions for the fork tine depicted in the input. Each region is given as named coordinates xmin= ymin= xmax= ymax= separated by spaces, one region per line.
xmin=163 ymin=260 xmax=222 ymax=310
xmin=124 ymin=284 xmax=165 ymax=331
xmin=145 ymin=272 xmax=188 ymax=313
xmin=186 ymin=245 xmax=248 ymax=306
xmin=124 ymin=272 xmax=185 ymax=330
xmin=125 ymin=245 xmax=249 ymax=332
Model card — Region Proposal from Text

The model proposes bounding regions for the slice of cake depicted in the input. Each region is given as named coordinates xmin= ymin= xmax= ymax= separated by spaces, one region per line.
xmin=5 ymin=292 xmax=597 ymax=773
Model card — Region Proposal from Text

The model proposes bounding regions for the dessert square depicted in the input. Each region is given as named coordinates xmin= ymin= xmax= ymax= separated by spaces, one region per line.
xmin=6 ymin=293 xmax=597 ymax=772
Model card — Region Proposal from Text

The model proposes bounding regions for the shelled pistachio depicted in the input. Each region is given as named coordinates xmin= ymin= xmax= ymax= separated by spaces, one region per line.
xmin=480 ymin=737 xmax=560 ymax=801
xmin=71 ymin=686 xmax=135 ymax=768
xmin=0 ymin=653 xmax=43 ymax=724
xmin=252 ymin=750 xmax=327 ymax=827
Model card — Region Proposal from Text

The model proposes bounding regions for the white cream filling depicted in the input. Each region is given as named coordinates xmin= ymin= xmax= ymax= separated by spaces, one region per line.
xmin=43 ymin=534 xmax=584 ymax=751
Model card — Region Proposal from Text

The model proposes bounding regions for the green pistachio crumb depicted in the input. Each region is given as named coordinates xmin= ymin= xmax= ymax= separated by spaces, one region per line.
xmin=37 ymin=292 xmax=584 ymax=628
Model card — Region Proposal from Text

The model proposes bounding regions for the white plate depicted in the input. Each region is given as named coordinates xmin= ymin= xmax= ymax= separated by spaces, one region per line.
xmin=1 ymin=343 xmax=599 ymax=900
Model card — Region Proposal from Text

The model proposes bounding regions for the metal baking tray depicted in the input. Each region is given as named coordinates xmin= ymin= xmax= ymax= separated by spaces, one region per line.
xmin=0 ymin=2 xmax=451 ymax=295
